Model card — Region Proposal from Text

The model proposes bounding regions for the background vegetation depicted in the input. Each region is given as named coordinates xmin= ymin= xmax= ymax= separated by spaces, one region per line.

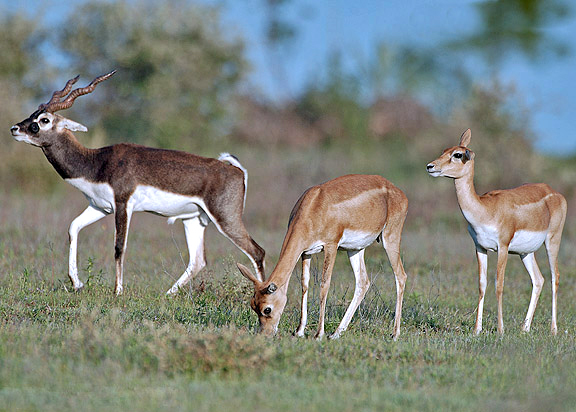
xmin=1 ymin=0 xmax=576 ymax=410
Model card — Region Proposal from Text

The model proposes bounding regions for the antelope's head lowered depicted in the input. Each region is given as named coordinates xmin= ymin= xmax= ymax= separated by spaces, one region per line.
xmin=10 ymin=70 xmax=116 ymax=147
xmin=237 ymin=263 xmax=287 ymax=336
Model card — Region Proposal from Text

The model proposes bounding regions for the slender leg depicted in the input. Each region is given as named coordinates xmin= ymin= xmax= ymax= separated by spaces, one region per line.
xmin=166 ymin=217 xmax=208 ymax=295
xmin=114 ymin=203 xmax=133 ymax=296
xmin=203 ymin=163 xmax=266 ymax=280
xmin=207 ymin=211 xmax=265 ymax=282
xmin=68 ymin=206 xmax=108 ymax=290
xmin=545 ymin=235 xmax=562 ymax=335
xmin=520 ymin=252 xmax=544 ymax=332
xmin=294 ymin=255 xmax=311 ymax=337
xmin=495 ymin=245 xmax=509 ymax=335
xmin=474 ymin=247 xmax=488 ymax=335
xmin=381 ymin=229 xmax=408 ymax=340
xmin=328 ymin=249 xmax=370 ymax=340
xmin=315 ymin=244 xmax=338 ymax=340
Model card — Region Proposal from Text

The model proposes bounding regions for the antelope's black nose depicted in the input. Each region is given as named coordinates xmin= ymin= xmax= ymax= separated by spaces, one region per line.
xmin=426 ymin=163 xmax=434 ymax=170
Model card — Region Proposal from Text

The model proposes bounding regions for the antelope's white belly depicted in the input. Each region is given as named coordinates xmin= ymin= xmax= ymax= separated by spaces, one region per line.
xmin=130 ymin=185 xmax=204 ymax=219
xmin=338 ymin=229 xmax=379 ymax=251
xmin=303 ymin=241 xmax=324 ymax=256
xmin=66 ymin=179 xmax=207 ymax=222
xmin=301 ymin=229 xmax=379 ymax=256
xmin=509 ymin=230 xmax=547 ymax=253
xmin=469 ymin=224 xmax=547 ymax=254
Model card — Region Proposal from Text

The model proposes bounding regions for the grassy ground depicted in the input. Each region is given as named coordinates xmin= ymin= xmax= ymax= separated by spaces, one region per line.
xmin=1 ymin=181 xmax=576 ymax=412
xmin=1 ymin=135 xmax=576 ymax=411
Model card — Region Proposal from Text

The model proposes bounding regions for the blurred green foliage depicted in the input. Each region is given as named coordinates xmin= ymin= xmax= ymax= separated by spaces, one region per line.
xmin=56 ymin=0 xmax=246 ymax=149
xmin=295 ymin=52 xmax=369 ymax=143
xmin=1 ymin=0 xmax=573 ymax=197
xmin=448 ymin=0 xmax=571 ymax=67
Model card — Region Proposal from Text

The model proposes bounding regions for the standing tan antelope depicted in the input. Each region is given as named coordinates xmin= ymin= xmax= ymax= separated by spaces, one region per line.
xmin=238 ymin=174 xmax=408 ymax=340
xmin=10 ymin=71 xmax=265 ymax=295
xmin=426 ymin=129 xmax=566 ymax=335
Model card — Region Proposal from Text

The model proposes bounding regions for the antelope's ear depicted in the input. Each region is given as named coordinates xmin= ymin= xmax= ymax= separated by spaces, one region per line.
xmin=237 ymin=263 xmax=261 ymax=286
xmin=264 ymin=283 xmax=277 ymax=294
xmin=58 ymin=118 xmax=88 ymax=132
xmin=459 ymin=128 xmax=471 ymax=147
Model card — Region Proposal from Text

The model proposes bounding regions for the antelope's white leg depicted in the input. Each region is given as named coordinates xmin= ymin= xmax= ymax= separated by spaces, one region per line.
xmin=474 ymin=247 xmax=488 ymax=335
xmin=166 ymin=217 xmax=208 ymax=295
xmin=520 ymin=252 xmax=544 ymax=332
xmin=545 ymin=236 xmax=562 ymax=335
xmin=294 ymin=255 xmax=311 ymax=337
xmin=328 ymin=249 xmax=370 ymax=340
xmin=68 ymin=206 xmax=108 ymax=290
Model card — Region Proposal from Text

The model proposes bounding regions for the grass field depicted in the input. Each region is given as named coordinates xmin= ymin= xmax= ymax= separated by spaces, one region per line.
xmin=1 ymin=141 xmax=576 ymax=411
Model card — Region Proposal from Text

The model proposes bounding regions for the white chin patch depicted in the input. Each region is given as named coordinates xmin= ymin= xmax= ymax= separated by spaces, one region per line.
xmin=12 ymin=133 xmax=39 ymax=146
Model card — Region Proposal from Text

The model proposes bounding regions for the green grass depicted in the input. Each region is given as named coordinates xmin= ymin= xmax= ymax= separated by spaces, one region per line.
xmin=2 ymin=284 xmax=576 ymax=412
xmin=1 ymin=182 xmax=576 ymax=411
xmin=0 ymin=148 xmax=576 ymax=411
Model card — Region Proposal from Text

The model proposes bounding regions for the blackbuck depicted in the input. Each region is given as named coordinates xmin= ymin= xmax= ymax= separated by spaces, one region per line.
xmin=426 ymin=129 xmax=567 ymax=335
xmin=11 ymin=71 xmax=265 ymax=295
xmin=238 ymin=174 xmax=408 ymax=340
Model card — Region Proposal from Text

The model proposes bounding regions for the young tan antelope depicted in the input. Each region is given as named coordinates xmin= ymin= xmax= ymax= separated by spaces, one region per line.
xmin=237 ymin=174 xmax=408 ymax=340
xmin=426 ymin=129 xmax=566 ymax=335
xmin=10 ymin=71 xmax=265 ymax=295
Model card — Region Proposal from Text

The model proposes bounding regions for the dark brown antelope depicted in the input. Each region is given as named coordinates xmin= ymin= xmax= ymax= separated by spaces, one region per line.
xmin=427 ymin=129 xmax=566 ymax=335
xmin=11 ymin=71 xmax=265 ymax=295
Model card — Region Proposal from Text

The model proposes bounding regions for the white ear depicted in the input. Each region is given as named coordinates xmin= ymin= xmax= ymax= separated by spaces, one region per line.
xmin=59 ymin=118 xmax=88 ymax=132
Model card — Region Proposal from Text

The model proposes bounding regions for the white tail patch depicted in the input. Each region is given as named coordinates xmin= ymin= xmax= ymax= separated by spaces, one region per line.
xmin=218 ymin=152 xmax=248 ymax=208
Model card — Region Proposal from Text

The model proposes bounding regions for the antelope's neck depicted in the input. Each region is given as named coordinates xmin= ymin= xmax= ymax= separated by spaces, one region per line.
xmin=453 ymin=170 xmax=484 ymax=223
xmin=268 ymin=230 xmax=308 ymax=289
xmin=41 ymin=131 xmax=97 ymax=180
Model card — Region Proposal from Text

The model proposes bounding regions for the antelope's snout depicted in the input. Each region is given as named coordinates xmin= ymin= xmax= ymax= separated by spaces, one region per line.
xmin=10 ymin=122 xmax=36 ymax=145
xmin=257 ymin=320 xmax=279 ymax=337
xmin=426 ymin=162 xmax=441 ymax=177
xmin=10 ymin=122 xmax=27 ymax=136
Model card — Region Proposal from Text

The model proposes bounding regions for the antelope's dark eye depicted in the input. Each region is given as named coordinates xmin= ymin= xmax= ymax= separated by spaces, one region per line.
xmin=453 ymin=152 xmax=463 ymax=159
xmin=40 ymin=118 xmax=50 ymax=124
xmin=263 ymin=307 xmax=272 ymax=316
xmin=29 ymin=122 xmax=39 ymax=134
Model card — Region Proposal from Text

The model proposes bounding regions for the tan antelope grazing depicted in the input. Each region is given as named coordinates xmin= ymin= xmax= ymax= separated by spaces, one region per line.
xmin=237 ymin=174 xmax=408 ymax=340
xmin=10 ymin=71 xmax=265 ymax=295
xmin=426 ymin=129 xmax=567 ymax=335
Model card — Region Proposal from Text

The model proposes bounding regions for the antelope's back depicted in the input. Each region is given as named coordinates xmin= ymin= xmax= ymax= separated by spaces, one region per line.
xmin=288 ymin=174 xmax=404 ymax=238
